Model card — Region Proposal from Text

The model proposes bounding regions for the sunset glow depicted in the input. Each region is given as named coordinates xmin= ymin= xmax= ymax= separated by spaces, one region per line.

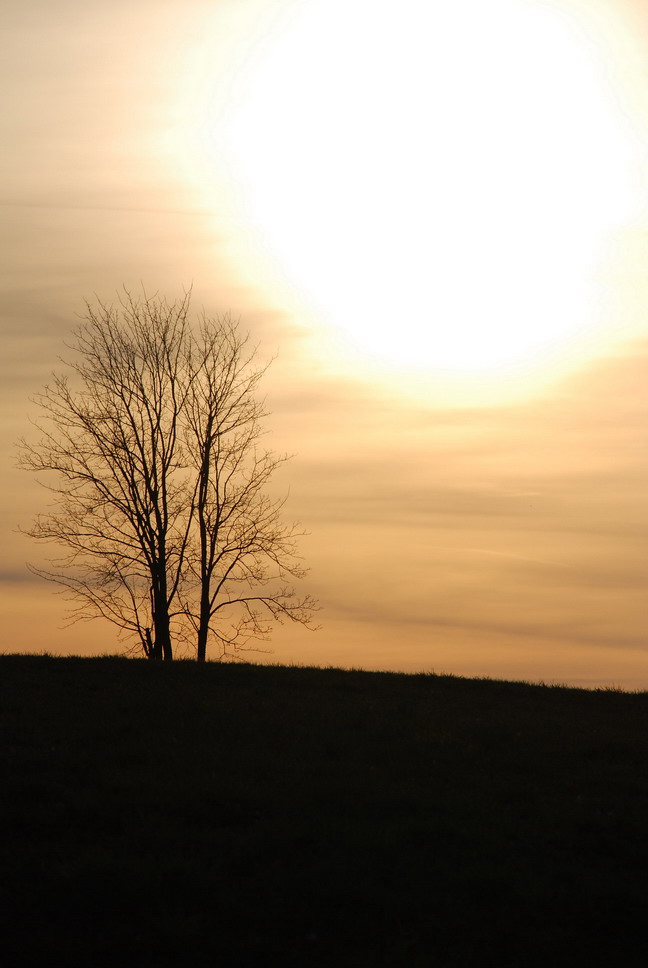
xmin=2 ymin=0 xmax=648 ymax=689
xmin=194 ymin=0 xmax=638 ymax=376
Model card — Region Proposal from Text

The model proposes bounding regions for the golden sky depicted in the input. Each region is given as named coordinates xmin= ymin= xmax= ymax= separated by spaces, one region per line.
xmin=2 ymin=0 xmax=647 ymax=687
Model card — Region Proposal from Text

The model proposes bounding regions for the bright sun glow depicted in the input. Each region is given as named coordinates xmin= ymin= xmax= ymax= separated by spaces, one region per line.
xmin=192 ymin=0 xmax=638 ymax=378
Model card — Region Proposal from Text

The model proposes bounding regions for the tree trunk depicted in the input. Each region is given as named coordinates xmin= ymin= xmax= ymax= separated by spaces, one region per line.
xmin=145 ymin=627 xmax=162 ymax=660
xmin=152 ymin=564 xmax=173 ymax=661
xmin=154 ymin=604 xmax=173 ymax=661
xmin=196 ymin=418 xmax=213 ymax=664
xmin=196 ymin=588 xmax=210 ymax=662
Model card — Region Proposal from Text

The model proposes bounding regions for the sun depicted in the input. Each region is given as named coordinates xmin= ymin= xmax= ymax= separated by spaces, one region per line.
xmin=192 ymin=0 xmax=638 ymax=379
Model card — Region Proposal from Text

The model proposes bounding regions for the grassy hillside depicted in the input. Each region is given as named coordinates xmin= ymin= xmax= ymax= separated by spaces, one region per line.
xmin=1 ymin=655 xmax=647 ymax=966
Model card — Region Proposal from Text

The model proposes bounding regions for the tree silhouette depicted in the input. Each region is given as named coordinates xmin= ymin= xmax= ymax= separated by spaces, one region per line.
xmin=18 ymin=291 xmax=318 ymax=660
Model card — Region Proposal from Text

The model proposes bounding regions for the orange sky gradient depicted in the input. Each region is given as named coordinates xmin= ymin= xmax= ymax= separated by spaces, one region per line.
xmin=2 ymin=0 xmax=647 ymax=687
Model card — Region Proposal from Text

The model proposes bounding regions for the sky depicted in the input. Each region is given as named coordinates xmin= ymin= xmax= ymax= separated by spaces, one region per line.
xmin=2 ymin=0 xmax=647 ymax=687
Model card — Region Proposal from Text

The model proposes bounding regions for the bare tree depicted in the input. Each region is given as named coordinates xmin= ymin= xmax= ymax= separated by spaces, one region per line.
xmin=18 ymin=290 xmax=318 ymax=661
xmin=181 ymin=318 xmax=316 ymax=661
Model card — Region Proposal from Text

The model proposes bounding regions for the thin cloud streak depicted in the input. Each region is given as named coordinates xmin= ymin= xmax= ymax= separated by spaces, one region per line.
xmin=0 ymin=201 xmax=228 ymax=217
xmin=468 ymin=549 xmax=572 ymax=569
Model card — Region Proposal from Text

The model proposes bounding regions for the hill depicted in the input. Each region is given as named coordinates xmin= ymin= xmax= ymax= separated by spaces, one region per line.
xmin=1 ymin=655 xmax=646 ymax=966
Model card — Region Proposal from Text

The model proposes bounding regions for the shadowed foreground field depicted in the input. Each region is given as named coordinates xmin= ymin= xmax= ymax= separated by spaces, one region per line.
xmin=1 ymin=655 xmax=647 ymax=966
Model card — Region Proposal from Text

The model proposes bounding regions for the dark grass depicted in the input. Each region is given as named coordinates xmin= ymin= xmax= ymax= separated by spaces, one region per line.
xmin=1 ymin=655 xmax=647 ymax=966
